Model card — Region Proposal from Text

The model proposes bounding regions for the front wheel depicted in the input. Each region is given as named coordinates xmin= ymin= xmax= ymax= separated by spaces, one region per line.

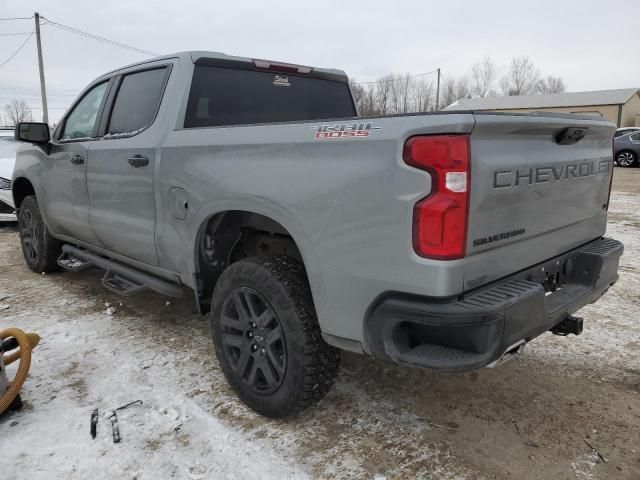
xmin=616 ymin=150 xmax=637 ymax=168
xmin=209 ymin=256 xmax=340 ymax=418
xmin=18 ymin=195 xmax=62 ymax=273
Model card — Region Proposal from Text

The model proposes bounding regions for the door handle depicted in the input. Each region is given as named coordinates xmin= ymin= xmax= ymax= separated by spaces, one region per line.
xmin=70 ymin=155 xmax=84 ymax=165
xmin=128 ymin=155 xmax=149 ymax=168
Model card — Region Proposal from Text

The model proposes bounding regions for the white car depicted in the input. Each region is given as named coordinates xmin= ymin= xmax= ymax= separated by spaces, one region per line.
xmin=0 ymin=136 xmax=18 ymax=215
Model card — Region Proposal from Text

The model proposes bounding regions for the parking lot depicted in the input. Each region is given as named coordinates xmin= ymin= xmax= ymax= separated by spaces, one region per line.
xmin=1 ymin=168 xmax=639 ymax=480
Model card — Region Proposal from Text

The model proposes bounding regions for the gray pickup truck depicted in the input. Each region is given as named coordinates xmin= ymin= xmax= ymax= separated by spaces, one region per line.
xmin=12 ymin=51 xmax=623 ymax=417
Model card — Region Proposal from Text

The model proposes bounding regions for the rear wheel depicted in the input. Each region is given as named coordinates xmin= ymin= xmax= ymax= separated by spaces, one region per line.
xmin=18 ymin=195 xmax=62 ymax=273
xmin=616 ymin=150 xmax=637 ymax=168
xmin=209 ymin=256 xmax=340 ymax=417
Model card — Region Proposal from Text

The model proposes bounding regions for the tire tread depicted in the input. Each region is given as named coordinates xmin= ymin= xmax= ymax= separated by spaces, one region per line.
xmin=19 ymin=195 xmax=62 ymax=273
xmin=210 ymin=255 xmax=340 ymax=417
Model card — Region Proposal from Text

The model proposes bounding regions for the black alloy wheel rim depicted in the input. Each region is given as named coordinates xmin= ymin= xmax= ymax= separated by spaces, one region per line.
xmin=20 ymin=208 xmax=39 ymax=263
xmin=220 ymin=287 xmax=286 ymax=395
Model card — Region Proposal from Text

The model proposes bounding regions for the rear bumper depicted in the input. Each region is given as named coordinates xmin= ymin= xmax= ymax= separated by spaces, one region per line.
xmin=365 ymin=237 xmax=623 ymax=371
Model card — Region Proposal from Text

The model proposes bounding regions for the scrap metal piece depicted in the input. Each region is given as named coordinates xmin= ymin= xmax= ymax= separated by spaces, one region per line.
xmin=584 ymin=439 xmax=608 ymax=463
xmin=105 ymin=400 xmax=142 ymax=443
xmin=90 ymin=408 xmax=98 ymax=439
xmin=110 ymin=412 xmax=121 ymax=444
xmin=115 ymin=399 xmax=142 ymax=411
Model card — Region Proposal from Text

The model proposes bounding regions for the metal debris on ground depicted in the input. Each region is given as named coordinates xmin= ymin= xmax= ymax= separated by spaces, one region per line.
xmin=584 ymin=439 xmax=608 ymax=463
xmin=425 ymin=420 xmax=458 ymax=431
xmin=107 ymin=400 xmax=143 ymax=443
xmin=115 ymin=399 xmax=143 ymax=411
xmin=109 ymin=412 xmax=121 ymax=444
xmin=90 ymin=408 xmax=98 ymax=439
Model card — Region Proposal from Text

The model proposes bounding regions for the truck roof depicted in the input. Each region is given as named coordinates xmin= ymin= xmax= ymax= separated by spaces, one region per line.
xmin=101 ymin=51 xmax=348 ymax=82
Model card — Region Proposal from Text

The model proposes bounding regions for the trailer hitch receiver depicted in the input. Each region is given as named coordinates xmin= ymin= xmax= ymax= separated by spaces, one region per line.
xmin=551 ymin=315 xmax=584 ymax=336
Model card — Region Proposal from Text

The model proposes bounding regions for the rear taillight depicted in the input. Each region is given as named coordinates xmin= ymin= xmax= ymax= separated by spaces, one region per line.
xmin=252 ymin=59 xmax=313 ymax=75
xmin=403 ymin=135 xmax=470 ymax=260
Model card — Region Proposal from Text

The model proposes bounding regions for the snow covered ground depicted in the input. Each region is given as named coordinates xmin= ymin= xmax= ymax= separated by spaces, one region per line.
xmin=1 ymin=170 xmax=639 ymax=479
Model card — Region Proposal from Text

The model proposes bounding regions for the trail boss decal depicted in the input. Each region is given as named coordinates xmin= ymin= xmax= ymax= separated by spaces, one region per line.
xmin=312 ymin=122 xmax=381 ymax=140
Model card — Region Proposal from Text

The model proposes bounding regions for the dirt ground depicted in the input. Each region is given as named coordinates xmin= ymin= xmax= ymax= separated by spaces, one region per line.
xmin=1 ymin=168 xmax=639 ymax=479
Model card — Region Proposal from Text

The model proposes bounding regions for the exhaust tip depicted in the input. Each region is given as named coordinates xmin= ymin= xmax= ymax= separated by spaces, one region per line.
xmin=486 ymin=340 xmax=526 ymax=368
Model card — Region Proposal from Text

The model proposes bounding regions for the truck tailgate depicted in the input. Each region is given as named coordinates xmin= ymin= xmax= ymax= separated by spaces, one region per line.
xmin=464 ymin=113 xmax=615 ymax=291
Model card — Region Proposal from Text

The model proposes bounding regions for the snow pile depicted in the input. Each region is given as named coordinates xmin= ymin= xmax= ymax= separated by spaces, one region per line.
xmin=1 ymin=311 xmax=308 ymax=480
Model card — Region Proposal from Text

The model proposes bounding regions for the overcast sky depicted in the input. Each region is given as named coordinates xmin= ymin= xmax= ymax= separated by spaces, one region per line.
xmin=1 ymin=0 xmax=639 ymax=123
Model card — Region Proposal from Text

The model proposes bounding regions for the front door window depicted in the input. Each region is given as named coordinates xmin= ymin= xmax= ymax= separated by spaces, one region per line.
xmin=60 ymin=82 xmax=109 ymax=141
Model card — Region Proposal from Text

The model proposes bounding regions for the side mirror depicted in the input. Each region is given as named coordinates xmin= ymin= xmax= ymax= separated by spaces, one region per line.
xmin=15 ymin=122 xmax=50 ymax=144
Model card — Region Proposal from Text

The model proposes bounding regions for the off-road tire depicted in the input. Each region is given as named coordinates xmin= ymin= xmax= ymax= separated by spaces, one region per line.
xmin=209 ymin=255 xmax=340 ymax=418
xmin=18 ymin=195 xmax=62 ymax=273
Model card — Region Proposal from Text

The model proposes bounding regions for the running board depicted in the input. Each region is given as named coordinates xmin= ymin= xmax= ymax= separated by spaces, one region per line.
xmin=102 ymin=271 xmax=148 ymax=296
xmin=57 ymin=250 xmax=93 ymax=272
xmin=59 ymin=245 xmax=183 ymax=298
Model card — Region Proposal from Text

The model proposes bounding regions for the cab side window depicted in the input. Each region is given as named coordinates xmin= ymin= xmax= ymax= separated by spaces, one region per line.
xmin=107 ymin=68 xmax=168 ymax=135
xmin=60 ymin=82 xmax=109 ymax=141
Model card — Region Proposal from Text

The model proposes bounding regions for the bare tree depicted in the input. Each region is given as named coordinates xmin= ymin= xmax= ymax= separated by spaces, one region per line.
xmin=440 ymin=75 xmax=471 ymax=109
xmin=362 ymin=83 xmax=379 ymax=116
xmin=500 ymin=56 xmax=540 ymax=96
xmin=349 ymin=81 xmax=366 ymax=112
xmin=440 ymin=78 xmax=456 ymax=108
xmin=536 ymin=75 xmax=567 ymax=94
xmin=350 ymin=56 xmax=565 ymax=116
xmin=389 ymin=73 xmax=412 ymax=114
xmin=349 ymin=81 xmax=377 ymax=116
xmin=375 ymin=74 xmax=394 ymax=115
xmin=471 ymin=56 xmax=496 ymax=98
xmin=4 ymin=99 xmax=32 ymax=126
xmin=411 ymin=78 xmax=435 ymax=112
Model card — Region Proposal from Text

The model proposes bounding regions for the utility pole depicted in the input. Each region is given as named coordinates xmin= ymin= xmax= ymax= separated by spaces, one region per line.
xmin=34 ymin=12 xmax=48 ymax=124
xmin=435 ymin=68 xmax=441 ymax=111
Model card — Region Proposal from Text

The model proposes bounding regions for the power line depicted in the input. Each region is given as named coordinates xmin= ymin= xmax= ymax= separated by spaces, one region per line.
xmin=0 ymin=102 xmax=68 ymax=110
xmin=0 ymin=92 xmax=77 ymax=97
xmin=0 ymin=86 xmax=78 ymax=93
xmin=0 ymin=30 xmax=34 ymax=68
xmin=18 ymin=106 xmax=68 ymax=110
xmin=41 ymin=16 xmax=157 ymax=57
xmin=0 ymin=17 xmax=33 ymax=21
xmin=353 ymin=70 xmax=439 ymax=85
xmin=0 ymin=32 xmax=33 ymax=36
xmin=0 ymin=97 xmax=72 ymax=102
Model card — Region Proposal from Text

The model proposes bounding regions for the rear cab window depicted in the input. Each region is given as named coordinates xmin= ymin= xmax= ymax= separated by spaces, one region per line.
xmin=106 ymin=67 xmax=169 ymax=137
xmin=184 ymin=63 xmax=356 ymax=128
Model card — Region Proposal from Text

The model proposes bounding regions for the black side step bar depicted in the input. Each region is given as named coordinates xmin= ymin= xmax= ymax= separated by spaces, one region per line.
xmin=58 ymin=245 xmax=183 ymax=298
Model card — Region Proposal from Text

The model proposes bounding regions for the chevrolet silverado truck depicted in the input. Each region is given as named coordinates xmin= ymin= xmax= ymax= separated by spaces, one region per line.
xmin=12 ymin=51 xmax=623 ymax=417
